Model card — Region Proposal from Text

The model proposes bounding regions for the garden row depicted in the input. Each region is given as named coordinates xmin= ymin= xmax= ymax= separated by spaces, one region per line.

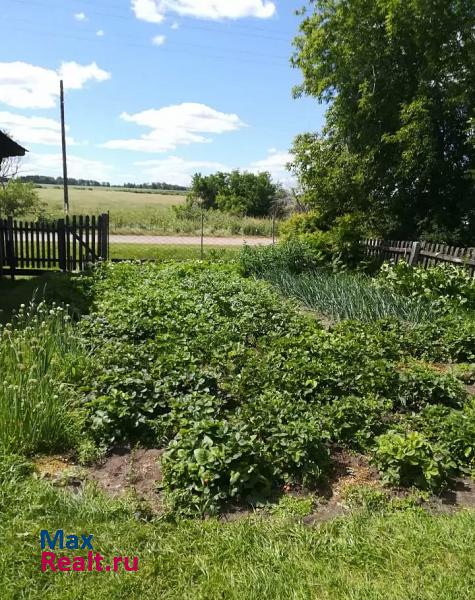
xmin=1 ymin=252 xmax=474 ymax=515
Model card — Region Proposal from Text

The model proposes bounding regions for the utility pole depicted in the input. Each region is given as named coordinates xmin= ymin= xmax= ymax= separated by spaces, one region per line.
xmin=60 ymin=80 xmax=69 ymax=214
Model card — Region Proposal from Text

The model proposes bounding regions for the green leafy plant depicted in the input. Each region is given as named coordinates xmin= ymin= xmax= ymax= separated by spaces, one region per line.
xmin=373 ymin=431 xmax=456 ymax=491
xmin=161 ymin=419 xmax=270 ymax=515
xmin=377 ymin=262 xmax=475 ymax=310
xmin=395 ymin=361 xmax=468 ymax=410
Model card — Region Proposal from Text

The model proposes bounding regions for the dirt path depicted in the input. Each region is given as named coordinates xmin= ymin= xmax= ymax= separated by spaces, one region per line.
xmin=109 ymin=235 xmax=274 ymax=247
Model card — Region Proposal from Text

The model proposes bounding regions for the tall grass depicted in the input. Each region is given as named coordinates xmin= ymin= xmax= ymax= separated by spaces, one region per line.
xmin=263 ymin=269 xmax=435 ymax=323
xmin=34 ymin=188 xmax=276 ymax=237
xmin=0 ymin=303 xmax=83 ymax=454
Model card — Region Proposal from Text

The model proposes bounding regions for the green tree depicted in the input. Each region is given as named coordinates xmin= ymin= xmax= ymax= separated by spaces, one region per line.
xmin=0 ymin=180 xmax=43 ymax=218
xmin=187 ymin=170 xmax=278 ymax=217
xmin=291 ymin=0 xmax=475 ymax=244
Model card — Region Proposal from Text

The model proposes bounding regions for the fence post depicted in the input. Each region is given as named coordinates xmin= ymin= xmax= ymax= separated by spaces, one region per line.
xmin=99 ymin=213 xmax=109 ymax=261
xmin=408 ymin=241 xmax=421 ymax=266
xmin=57 ymin=218 xmax=67 ymax=271
xmin=0 ymin=219 xmax=4 ymax=278
xmin=6 ymin=216 xmax=16 ymax=280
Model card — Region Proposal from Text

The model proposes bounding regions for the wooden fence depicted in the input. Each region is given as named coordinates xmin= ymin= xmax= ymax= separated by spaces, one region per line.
xmin=363 ymin=239 xmax=475 ymax=276
xmin=0 ymin=214 xmax=109 ymax=277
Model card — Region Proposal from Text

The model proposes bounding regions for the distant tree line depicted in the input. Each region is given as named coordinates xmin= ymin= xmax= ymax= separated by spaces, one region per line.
xmin=17 ymin=175 xmax=188 ymax=191
xmin=123 ymin=182 xmax=188 ymax=191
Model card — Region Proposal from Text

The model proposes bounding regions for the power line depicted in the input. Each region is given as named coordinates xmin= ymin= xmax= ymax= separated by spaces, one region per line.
xmin=2 ymin=16 xmax=289 ymax=60
xmin=71 ymin=0 xmax=294 ymax=37
xmin=6 ymin=0 xmax=292 ymax=43
xmin=3 ymin=23 xmax=289 ymax=66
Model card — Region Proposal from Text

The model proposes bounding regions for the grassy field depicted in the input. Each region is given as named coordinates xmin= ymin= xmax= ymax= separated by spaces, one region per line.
xmin=1 ymin=475 xmax=474 ymax=600
xmin=34 ymin=187 xmax=275 ymax=238
xmin=109 ymin=243 xmax=240 ymax=261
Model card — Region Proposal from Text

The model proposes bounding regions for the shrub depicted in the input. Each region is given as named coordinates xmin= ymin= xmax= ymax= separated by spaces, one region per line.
xmin=0 ymin=180 xmax=44 ymax=218
xmin=279 ymin=212 xmax=367 ymax=270
xmin=377 ymin=261 xmax=475 ymax=310
xmin=373 ymin=431 xmax=456 ymax=490
xmin=279 ymin=210 xmax=331 ymax=237
xmin=239 ymin=239 xmax=325 ymax=277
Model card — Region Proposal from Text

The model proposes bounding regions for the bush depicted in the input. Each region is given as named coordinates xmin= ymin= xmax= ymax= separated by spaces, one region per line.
xmin=279 ymin=212 xmax=367 ymax=270
xmin=279 ymin=210 xmax=331 ymax=237
xmin=239 ymin=239 xmax=325 ymax=277
xmin=377 ymin=261 xmax=475 ymax=310
xmin=373 ymin=431 xmax=456 ymax=490
xmin=0 ymin=180 xmax=44 ymax=218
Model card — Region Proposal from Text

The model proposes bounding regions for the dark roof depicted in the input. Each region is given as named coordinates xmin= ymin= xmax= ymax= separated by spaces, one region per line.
xmin=0 ymin=130 xmax=27 ymax=159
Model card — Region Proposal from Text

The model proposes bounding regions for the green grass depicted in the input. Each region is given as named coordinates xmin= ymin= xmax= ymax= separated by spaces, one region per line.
xmin=1 ymin=475 xmax=474 ymax=600
xmin=263 ymin=269 xmax=435 ymax=323
xmin=34 ymin=187 xmax=275 ymax=237
xmin=110 ymin=243 xmax=240 ymax=262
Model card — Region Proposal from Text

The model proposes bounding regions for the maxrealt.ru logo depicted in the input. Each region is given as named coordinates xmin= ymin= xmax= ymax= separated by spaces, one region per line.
xmin=40 ymin=530 xmax=139 ymax=573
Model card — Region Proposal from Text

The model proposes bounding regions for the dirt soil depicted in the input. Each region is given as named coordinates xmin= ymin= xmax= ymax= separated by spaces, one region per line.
xmin=88 ymin=448 xmax=164 ymax=512
xmin=34 ymin=448 xmax=475 ymax=521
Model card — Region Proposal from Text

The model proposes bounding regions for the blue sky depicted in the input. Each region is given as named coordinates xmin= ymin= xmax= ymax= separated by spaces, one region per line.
xmin=0 ymin=0 xmax=325 ymax=185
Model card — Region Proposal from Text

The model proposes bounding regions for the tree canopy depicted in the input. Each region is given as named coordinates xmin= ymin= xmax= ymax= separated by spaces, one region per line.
xmin=187 ymin=170 xmax=280 ymax=217
xmin=290 ymin=0 xmax=475 ymax=244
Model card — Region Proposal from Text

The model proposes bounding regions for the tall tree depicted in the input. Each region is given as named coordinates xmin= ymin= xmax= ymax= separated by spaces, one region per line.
xmin=187 ymin=171 xmax=278 ymax=217
xmin=291 ymin=0 xmax=475 ymax=243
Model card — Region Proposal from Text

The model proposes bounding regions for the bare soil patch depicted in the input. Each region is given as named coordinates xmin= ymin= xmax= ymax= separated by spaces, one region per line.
xmin=88 ymin=448 xmax=164 ymax=512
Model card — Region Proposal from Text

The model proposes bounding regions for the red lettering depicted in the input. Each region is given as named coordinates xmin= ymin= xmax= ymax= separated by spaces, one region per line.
xmin=94 ymin=552 xmax=104 ymax=571
xmin=41 ymin=552 xmax=57 ymax=572
xmin=57 ymin=556 xmax=71 ymax=571
xmin=124 ymin=556 xmax=139 ymax=572
xmin=72 ymin=557 xmax=86 ymax=572
xmin=113 ymin=556 xmax=122 ymax=572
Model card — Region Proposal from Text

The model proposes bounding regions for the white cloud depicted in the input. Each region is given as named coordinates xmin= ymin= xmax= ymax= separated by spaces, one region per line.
xmin=96 ymin=29 xmax=105 ymax=37
xmin=0 ymin=61 xmax=111 ymax=109
xmin=131 ymin=0 xmax=164 ymax=23
xmin=248 ymin=149 xmax=294 ymax=185
xmin=132 ymin=0 xmax=276 ymax=22
xmin=102 ymin=102 xmax=245 ymax=153
xmin=171 ymin=21 xmax=179 ymax=29
xmin=21 ymin=153 xmax=114 ymax=181
xmin=58 ymin=62 xmax=111 ymax=90
xmin=74 ymin=12 xmax=87 ymax=21
xmin=152 ymin=34 xmax=166 ymax=46
xmin=0 ymin=111 xmax=75 ymax=146
xmin=135 ymin=156 xmax=230 ymax=185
